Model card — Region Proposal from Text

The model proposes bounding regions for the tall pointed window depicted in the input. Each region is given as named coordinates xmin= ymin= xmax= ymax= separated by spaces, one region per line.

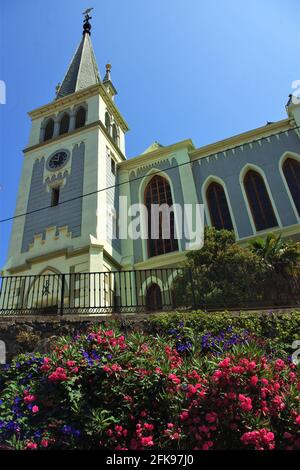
xmin=144 ymin=175 xmax=178 ymax=258
xmin=112 ymin=123 xmax=118 ymax=145
xmin=75 ymin=107 xmax=86 ymax=129
xmin=244 ymin=170 xmax=278 ymax=231
xmin=44 ymin=118 xmax=54 ymax=141
xmin=59 ymin=113 xmax=70 ymax=135
xmin=105 ymin=112 xmax=111 ymax=133
xmin=206 ymin=182 xmax=233 ymax=231
xmin=283 ymin=158 xmax=300 ymax=216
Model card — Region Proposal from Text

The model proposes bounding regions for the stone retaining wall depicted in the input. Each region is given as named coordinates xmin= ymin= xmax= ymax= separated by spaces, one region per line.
xmin=0 ymin=314 xmax=151 ymax=362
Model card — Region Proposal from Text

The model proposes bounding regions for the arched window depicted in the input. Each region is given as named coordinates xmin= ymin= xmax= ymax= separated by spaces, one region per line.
xmin=112 ymin=123 xmax=118 ymax=145
xmin=146 ymin=284 xmax=162 ymax=311
xmin=44 ymin=118 xmax=54 ymax=141
xmin=244 ymin=170 xmax=278 ymax=231
xmin=59 ymin=113 xmax=70 ymax=135
xmin=206 ymin=182 xmax=233 ymax=231
xmin=105 ymin=112 xmax=111 ymax=133
xmin=75 ymin=107 xmax=86 ymax=129
xmin=144 ymin=175 xmax=178 ymax=257
xmin=283 ymin=158 xmax=300 ymax=216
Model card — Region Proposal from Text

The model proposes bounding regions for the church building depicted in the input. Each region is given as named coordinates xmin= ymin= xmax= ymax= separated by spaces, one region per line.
xmin=2 ymin=13 xmax=300 ymax=312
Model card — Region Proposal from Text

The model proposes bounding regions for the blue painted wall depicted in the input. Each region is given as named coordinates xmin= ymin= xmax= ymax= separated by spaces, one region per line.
xmin=21 ymin=143 xmax=85 ymax=252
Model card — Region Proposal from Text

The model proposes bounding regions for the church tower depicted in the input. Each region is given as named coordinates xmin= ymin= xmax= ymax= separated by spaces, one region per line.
xmin=3 ymin=12 xmax=128 ymax=279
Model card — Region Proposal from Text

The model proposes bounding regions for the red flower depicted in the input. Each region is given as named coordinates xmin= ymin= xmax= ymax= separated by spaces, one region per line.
xmin=241 ymin=429 xmax=275 ymax=450
xmin=219 ymin=357 xmax=231 ymax=368
xmin=168 ymin=373 xmax=181 ymax=385
xmin=144 ymin=423 xmax=154 ymax=431
xmin=238 ymin=394 xmax=252 ymax=411
xmin=66 ymin=360 xmax=76 ymax=368
xmin=179 ymin=411 xmax=189 ymax=422
xmin=140 ymin=436 xmax=154 ymax=447
xmin=275 ymin=359 xmax=285 ymax=371
xmin=26 ymin=442 xmax=37 ymax=450
xmin=295 ymin=415 xmax=300 ymax=426
xmin=205 ymin=412 xmax=218 ymax=423
xmin=250 ymin=375 xmax=259 ymax=387
xmin=48 ymin=367 xmax=67 ymax=382
xmin=32 ymin=405 xmax=39 ymax=414
xmin=24 ymin=394 xmax=36 ymax=404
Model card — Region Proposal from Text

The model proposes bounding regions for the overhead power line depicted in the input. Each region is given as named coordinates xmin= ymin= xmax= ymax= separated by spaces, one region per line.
xmin=0 ymin=124 xmax=299 ymax=224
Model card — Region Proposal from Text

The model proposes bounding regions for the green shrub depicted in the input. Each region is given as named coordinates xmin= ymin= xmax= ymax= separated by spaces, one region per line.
xmin=0 ymin=324 xmax=299 ymax=450
xmin=150 ymin=310 xmax=300 ymax=346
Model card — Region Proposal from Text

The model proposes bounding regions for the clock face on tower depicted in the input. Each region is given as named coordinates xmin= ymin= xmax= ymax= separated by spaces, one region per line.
xmin=47 ymin=150 xmax=69 ymax=171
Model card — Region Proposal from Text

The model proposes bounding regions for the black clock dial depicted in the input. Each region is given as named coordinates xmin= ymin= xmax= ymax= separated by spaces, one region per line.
xmin=48 ymin=151 xmax=68 ymax=170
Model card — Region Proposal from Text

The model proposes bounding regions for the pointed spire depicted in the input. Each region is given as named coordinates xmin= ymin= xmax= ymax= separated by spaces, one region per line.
xmin=55 ymin=11 xmax=101 ymax=100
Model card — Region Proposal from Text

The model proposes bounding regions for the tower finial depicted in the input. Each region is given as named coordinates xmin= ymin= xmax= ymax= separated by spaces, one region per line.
xmin=82 ymin=7 xmax=93 ymax=35
xmin=104 ymin=63 xmax=111 ymax=81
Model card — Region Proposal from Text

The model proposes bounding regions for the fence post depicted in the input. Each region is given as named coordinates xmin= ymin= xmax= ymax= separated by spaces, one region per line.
xmin=188 ymin=267 xmax=196 ymax=310
xmin=60 ymin=274 xmax=65 ymax=316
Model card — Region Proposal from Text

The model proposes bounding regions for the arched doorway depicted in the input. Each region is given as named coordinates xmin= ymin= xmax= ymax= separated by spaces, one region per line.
xmin=146 ymin=283 xmax=162 ymax=311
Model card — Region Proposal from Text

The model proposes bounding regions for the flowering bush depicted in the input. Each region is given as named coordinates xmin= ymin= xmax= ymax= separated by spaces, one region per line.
xmin=151 ymin=310 xmax=300 ymax=350
xmin=0 ymin=324 xmax=299 ymax=450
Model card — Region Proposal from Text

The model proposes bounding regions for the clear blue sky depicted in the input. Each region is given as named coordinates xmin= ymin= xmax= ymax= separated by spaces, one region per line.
xmin=0 ymin=0 xmax=300 ymax=268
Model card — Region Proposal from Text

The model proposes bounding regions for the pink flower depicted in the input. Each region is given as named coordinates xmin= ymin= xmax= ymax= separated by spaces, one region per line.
xmin=48 ymin=367 xmax=67 ymax=382
xmin=179 ymin=411 xmax=189 ymax=422
xmin=247 ymin=361 xmax=257 ymax=371
xmin=140 ymin=436 xmax=154 ymax=447
xmin=66 ymin=360 xmax=76 ymax=368
xmin=144 ymin=423 xmax=154 ymax=431
xmin=219 ymin=357 xmax=231 ymax=368
xmin=24 ymin=394 xmax=36 ymax=404
xmin=250 ymin=375 xmax=259 ymax=386
xmin=26 ymin=442 xmax=37 ymax=450
xmin=212 ymin=370 xmax=222 ymax=381
xmin=41 ymin=439 xmax=49 ymax=448
xmin=238 ymin=394 xmax=252 ymax=411
xmin=202 ymin=441 xmax=213 ymax=450
xmin=241 ymin=429 xmax=275 ymax=450
xmin=275 ymin=359 xmax=285 ymax=371
xmin=168 ymin=373 xmax=181 ymax=385
xmin=295 ymin=415 xmax=300 ymax=426
xmin=32 ymin=405 xmax=39 ymax=414
xmin=205 ymin=412 xmax=218 ymax=423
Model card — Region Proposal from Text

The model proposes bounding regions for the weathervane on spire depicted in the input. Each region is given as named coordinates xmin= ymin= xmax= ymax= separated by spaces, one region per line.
xmin=82 ymin=7 xmax=93 ymax=35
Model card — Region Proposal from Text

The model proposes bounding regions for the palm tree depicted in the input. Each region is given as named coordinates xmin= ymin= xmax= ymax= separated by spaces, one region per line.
xmin=249 ymin=233 xmax=300 ymax=303
xmin=249 ymin=233 xmax=300 ymax=274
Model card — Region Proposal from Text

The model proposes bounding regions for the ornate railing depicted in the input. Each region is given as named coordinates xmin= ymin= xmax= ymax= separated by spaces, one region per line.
xmin=0 ymin=269 xmax=190 ymax=315
xmin=0 ymin=268 xmax=299 ymax=315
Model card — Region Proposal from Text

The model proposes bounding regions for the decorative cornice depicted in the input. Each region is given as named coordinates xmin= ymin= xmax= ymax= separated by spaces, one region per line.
xmin=190 ymin=119 xmax=293 ymax=160
xmin=133 ymin=250 xmax=188 ymax=270
xmin=118 ymin=139 xmax=195 ymax=172
xmin=28 ymin=83 xmax=129 ymax=132
xmin=7 ymin=246 xmax=90 ymax=274
xmin=103 ymin=249 xmax=122 ymax=271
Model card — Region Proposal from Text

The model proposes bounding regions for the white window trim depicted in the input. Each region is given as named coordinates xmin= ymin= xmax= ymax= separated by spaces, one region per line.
xmin=201 ymin=175 xmax=239 ymax=239
xmin=278 ymin=151 xmax=300 ymax=223
xmin=239 ymin=163 xmax=282 ymax=235
xmin=139 ymin=276 xmax=165 ymax=297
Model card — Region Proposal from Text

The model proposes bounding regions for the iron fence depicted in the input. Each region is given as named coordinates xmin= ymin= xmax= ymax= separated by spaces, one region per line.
xmin=0 ymin=268 xmax=299 ymax=316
